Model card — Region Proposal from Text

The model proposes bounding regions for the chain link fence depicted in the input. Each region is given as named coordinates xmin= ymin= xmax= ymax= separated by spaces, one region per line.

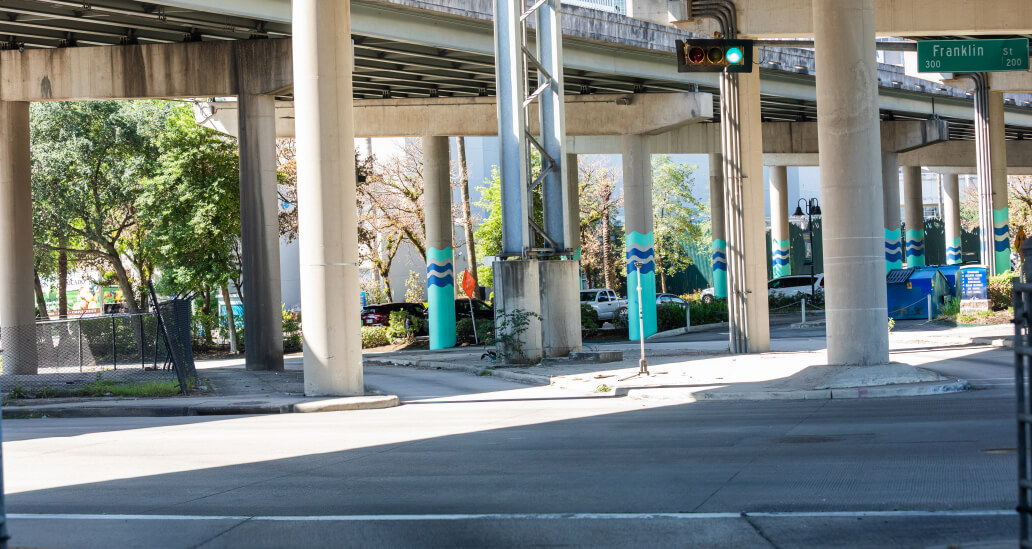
xmin=0 ymin=299 xmax=195 ymax=397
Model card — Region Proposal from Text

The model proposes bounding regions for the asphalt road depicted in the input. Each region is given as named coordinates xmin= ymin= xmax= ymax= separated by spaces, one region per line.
xmin=2 ymin=357 xmax=1021 ymax=548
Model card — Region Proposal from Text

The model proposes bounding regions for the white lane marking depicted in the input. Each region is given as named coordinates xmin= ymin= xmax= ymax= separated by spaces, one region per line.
xmin=8 ymin=510 xmax=1016 ymax=521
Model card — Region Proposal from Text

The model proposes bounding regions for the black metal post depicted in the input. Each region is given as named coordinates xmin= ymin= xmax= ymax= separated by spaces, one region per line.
xmin=111 ymin=315 xmax=117 ymax=370
xmin=0 ymin=405 xmax=8 ymax=549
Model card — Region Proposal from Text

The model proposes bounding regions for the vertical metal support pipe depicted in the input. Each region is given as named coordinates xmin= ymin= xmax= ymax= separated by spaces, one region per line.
xmin=537 ymin=0 xmax=568 ymax=250
xmin=493 ymin=0 xmax=530 ymax=254
xmin=111 ymin=315 xmax=117 ymax=369
xmin=973 ymin=74 xmax=996 ymax=273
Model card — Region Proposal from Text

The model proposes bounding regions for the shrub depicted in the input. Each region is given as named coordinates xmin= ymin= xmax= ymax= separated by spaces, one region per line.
xmin=988 ymin=272 xmax=1014 ymax=311
xmin=491 ymin=308 xmax=541 ymax=364
xmin=657 ymin=303 xmax=688 ymax=332
xmin=282 ymin=308 xmax=302 ymax=353
xmin=361 ymin=326 xmax=390 ymax=348
xmin=580 ymin=304 xmax=600 ymax=330
xmin=387 ymin=310 xmax=425 ymax=342
xmin=457 ymin=317 xmax=493 ymax=345
xmin=938 ymin=296 xmax=960 ymax=319
xmin=688 ymin=299 xmax=729 ymax=325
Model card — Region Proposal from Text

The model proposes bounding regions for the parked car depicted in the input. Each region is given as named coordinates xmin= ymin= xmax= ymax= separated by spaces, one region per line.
xmin=768 ymin=274 xmax=824 ymax=298
xmin=698 ymin=274 xmax=825 ymax=302
xmin=580 ymin=288 xmax=628 ymax=320
xmin=361 ymin=302 xmax=427 ymax=328
xmin=657 ymin=293 xmax=688 ymax=307
xmin=454 ymin=297 xmax=494 ymax=321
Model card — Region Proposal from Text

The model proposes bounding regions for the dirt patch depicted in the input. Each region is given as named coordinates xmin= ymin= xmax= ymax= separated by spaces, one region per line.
xmin=936 ymin=310 xmax=1012 ymax=326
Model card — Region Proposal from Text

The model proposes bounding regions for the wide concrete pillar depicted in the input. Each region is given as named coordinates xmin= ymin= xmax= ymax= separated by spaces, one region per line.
xmin=902 ymin=166 xmax=926 ymax=268
xmin=770 ymin=166 xmax=791 ymax=278
xmin=622 ymin=134 xmax=657 ymax=341
xmin=0 ymin=101 xmax=37 ymax=374
xmin=492 ymin=260 xmax=542 ymax=363
xmin=943 ymin=173 xmax=962 ymax=264
xmin=882 ymin=152 xmax=903 ymax=272
xmin=709 ymin=153 xmax=728 ymax=299
xmin=989 ymin=91 xmax=1010 ymax=273
xmin=813 ymin=0 xmax=889 ymax=365
xmin=424 ymin=136 xmax=456 ymax=350
xmin=238 ymin=92 xmax=284 ymax=371
xmin=293 ymin=0 xmax=363 ymax=395
xmin=539 ymin=260 xmax=582 ymax=357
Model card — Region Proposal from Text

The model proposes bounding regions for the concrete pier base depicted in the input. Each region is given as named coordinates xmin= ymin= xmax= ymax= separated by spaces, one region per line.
xmin=424 ymin=136 xmax=456 ymax=350
xmin=492 ymin=259 xmax=543 ymax=364
xmin=882 ymin=152 xmax=902 ymax=272
xmin=539 ymin=260 xmax=583 ymax=357
xmin=770 ymin=165 xmax=791 ymax=278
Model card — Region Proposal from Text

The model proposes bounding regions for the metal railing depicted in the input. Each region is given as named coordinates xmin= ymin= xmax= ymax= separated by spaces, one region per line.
xmin=561 ymin=0 xmax=626 ymax=13
xmin=1015 ymin=276 xmax=1032 ymax=547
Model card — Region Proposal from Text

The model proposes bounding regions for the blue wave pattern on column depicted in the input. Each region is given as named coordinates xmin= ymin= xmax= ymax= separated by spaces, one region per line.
xmin=711 ymin=239 xmax=727 ymax=299
xmin=993 ymin=208 xmax=1010 ymax=274
xmin=426 ymin=259 xmax=455 ymax=287
xmin=905 ymin=228 xmax=925 ymax=267
xmin=771 ymin=237 xmax=790 ymax=278
xmin=884 ymin=227 xmax=903 ymax=272
xmin=625 ymin=241 xmax=656 ymax=274
xmin=946 ymin=236 xmax=962 ymax=265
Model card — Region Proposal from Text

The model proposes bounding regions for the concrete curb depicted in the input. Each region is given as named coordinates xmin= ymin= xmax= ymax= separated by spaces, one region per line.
xmin=693 ymin=379 xmax=970 ymax=401
xmin=2 ymin=394 xmax=401 ymax=419
xmin=646 ymin=322 xmax=729 ymax=340
xmin=790 ymin=320 xmax=826 ymax=328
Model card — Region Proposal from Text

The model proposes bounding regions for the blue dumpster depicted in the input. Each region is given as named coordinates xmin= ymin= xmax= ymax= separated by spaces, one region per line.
xmin=936 ymin=264 xmax=961 ymax=296
xmin=887 ymin=267 xmax=950 ymax=320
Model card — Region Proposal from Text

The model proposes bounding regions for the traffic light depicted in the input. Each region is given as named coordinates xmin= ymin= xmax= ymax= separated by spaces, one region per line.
xmin=676 ymin=39 xmax=754 ymax=73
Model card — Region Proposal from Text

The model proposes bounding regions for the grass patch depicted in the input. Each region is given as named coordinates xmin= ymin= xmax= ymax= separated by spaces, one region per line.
xmin=72 ymin=378 xmax=186 ymax=397
xmin=596 ymin=384 xmax=612 ymax=393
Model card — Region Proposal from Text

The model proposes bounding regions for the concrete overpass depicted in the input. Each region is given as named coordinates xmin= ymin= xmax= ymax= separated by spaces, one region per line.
xmin=0 ymin=0 xmax=1031 ymax=394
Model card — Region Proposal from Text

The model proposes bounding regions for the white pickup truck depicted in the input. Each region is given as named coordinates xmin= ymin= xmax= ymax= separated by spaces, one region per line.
xmin=580 ymin=288 xmax=628 ymax=321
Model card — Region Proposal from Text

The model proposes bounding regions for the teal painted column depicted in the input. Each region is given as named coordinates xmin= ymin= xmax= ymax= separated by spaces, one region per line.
xmin=623 ymin=135 xmax=657 ymax=340
xmin=943 ymin=173 xmax=962 ymax=264
xmin=769 ymin=165 xmax=791 ymax=278
xmin=709 ymin=153 xmax=728 ymax=298
xmin=424 ymin=136 xmax=456 ymax=350
xmin=994 ymin=208 xmax=1011 ymax=273
xmin=902 ymin=166 xmax=925 ymax=267
xmin=882 ymin=152 xmax=903 ymax=272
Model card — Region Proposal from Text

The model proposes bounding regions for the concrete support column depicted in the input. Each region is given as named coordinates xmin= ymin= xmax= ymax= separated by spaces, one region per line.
xmin=709 ymin=153 xmax=727 ymax=299
xmin=293 ymin=0 xmax=363 ymax=395
xmin=770 ymin=166 xmax=791 ymax=279
xmin=989 ymin=91 xmax=1010 ymax=273
xmin=902 ymin=166 xmax=926 ymax=268
xmin=882 ymin=152 xmax=902 ymax=272
xmin=0 ymin=101 xmax=37 ymax=374
xmin=622 ymin=134 xmax=657 ymax=341
xmin=813 ymin=0 xmax=889 ymax=365
xmin=238 ymin=92 xmax=284 ymax=371
xmin=424 ymin=136 xmax=456 ymax=350
xmin=943 ymin=173 xmax=962 ymax=264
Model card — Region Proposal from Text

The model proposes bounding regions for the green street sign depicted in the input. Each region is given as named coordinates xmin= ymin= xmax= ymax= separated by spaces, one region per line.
xmin=917 ymin=38 xmax=1029 ymax=73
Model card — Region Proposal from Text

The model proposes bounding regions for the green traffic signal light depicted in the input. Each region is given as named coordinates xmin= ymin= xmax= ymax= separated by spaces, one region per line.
xmin=726 ymin=47 xmax=743 ymax=64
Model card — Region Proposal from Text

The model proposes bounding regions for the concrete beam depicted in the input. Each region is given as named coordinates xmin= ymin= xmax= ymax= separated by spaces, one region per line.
xmin=944 ymin=73 xmax=1032 ymax=94
xmin=0 ymin=39 xmax=292 ymax=101
xmin=900 ymin=140 xmax=1032 ymax=168
xmin=636 ymin=0 xmax=1032 ymax=39
xmin=196 ymin=93 xmax=713 ymax=138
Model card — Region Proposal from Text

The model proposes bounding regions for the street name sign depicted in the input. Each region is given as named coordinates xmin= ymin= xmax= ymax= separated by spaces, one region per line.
xmin=917 ymin=38 xmax=1029 ymax=73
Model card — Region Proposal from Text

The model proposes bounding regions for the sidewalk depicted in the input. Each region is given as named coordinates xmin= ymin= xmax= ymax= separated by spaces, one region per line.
xmin=2 ymin=322 xmax=1014 ymax=417
xmin=365 ymin=322 xmax=1014 ymax=402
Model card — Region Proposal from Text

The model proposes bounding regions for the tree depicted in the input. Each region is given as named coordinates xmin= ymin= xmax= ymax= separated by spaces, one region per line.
xmin=138 ymin=102 xmax=242 ymax=346
xmin=473 ymin=156 xmax=545 ymax=287
xmin=31 ymin=101 xmax=161 ymax=315
xmin=455 ymin=137 xmax=479 ymax=287
xmin=651 ymin=155 xmax=707 ymax=293
xmin=370 ymin=140 xmax=428 ymax=261
xmin=577 ymin=159 xmax=623 ymax=290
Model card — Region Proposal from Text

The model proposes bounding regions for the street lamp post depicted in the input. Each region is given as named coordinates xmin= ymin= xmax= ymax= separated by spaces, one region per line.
xmin=793 ymin=198 xmax=822 ymax=296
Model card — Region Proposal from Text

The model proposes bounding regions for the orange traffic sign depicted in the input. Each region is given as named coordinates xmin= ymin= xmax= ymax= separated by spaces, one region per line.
xmin=461 ymin=269 xmax=476 ymax=298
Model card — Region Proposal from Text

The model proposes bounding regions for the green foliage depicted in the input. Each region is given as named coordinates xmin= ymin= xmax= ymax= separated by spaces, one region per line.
xmin=387 ymin=310 xmax=425 ymax=342
xmin=361 ymin=326 xmax=391 ymax=348
xmin=888 ymin=317 xmax=896 ymax=332
xmin=5 ymin=375 xmax=185 ymax=399
xmin=580 ymin=304 xmax=600 ymax=331
xmin=457 ymin=317 xmax=493 ymax=345
xmin=360 ymin=282 xmax=391 ymax=306
xmin=989 ymin=272 xmax=1014 ymax=311
xmin=651 ymin=155 xmax=707 ymax=282
xmin=657 ymin=303 xmax=688 ymax=332
xmin=938 ymin=296 xmax=961 ymax=319
xmin=491 ymin=308 xmax=541 ymax=364
xmin=283 ymin=308 xmax=302 ymax=354
xmin=474 ymin=158 xmax=545 ymax=263
xmin=192 ymin=312 xmax=220 ymax=351
xmin=596 ymin=384 xmax=612 ymax=393
xmin=688 ymin=299 xmax=729 ymax=325
xmin=404 ymin=270 xmax=424 ymax=303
